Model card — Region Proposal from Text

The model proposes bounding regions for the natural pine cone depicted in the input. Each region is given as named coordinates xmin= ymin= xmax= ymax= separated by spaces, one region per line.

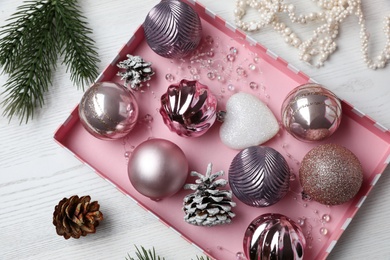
xmin=53 ymin=195 xmax=103 ymax=239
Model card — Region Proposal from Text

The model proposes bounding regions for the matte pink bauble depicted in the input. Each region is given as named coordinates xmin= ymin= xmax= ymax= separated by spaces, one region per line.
xmin=128 ymin=139 xmax=189 ymax=200
xmin=79 ymin=82 xmax=139 ymax=140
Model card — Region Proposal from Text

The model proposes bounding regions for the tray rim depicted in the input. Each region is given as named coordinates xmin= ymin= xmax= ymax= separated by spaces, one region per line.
xmin=54 ymin=0 xmax=390 ymax=259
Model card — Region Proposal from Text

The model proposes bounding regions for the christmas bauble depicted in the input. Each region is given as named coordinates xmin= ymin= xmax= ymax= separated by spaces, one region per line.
xmin=128 ymin=139 xmax=189 ymax=200
xmin=79 ymin=82 xmax=139 ymax=140
xmin=299 ymin=143 xmax=363 ymax=205
xmin=143 ymin=0 xmax=202 ymax=58
xmin=229 ymin=146 xmax=290 ymax=207
xmin=219 ymin=92 xmax=279 ymax=150
xmin=281 ymin=83 xmax=342 ymax=142
xmin=243 ymin=213 xmax=306 ymax=260
xmin=160 ymin=79 xmax=217 ymax=137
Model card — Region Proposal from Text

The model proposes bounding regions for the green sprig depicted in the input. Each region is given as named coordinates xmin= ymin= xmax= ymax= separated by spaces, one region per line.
xmin=0 ymin=0 xmax=99 ymax=123
xmin=125 ymin=245 xmax=211 ymax=260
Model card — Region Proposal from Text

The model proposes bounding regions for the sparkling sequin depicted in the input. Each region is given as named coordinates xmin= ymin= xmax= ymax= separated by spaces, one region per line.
xmin=299 ymin=144 xmax=363 ymax=205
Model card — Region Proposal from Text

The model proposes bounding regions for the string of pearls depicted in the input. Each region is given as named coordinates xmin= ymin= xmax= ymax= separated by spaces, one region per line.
xmin=234 ymin=0 xmax=390 ymax=69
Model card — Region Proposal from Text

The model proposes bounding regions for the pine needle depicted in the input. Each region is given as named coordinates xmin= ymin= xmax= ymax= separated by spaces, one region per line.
xmin=0 ymin=0 xmax=99 ymax=123
xmin=124 ymin=245 xmax=211 ymax=260
xmin=125 ymin=245 xmax=165 ymax=260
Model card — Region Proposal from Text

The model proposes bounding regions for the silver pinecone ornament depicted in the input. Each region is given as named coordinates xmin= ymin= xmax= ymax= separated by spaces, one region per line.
xmin=117 ymin=54 xmax=155 ymax=90
xmin=183 ymin=163 xmax=236 ymax=226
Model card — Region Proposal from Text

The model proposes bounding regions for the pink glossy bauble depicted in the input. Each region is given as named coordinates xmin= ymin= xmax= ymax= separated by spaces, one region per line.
xmin=160 ymin=80 xmax=217 ymax=137
xmin=79 ymin=82 xmax=139 ymax=140
xmin=244 ymin=213 xmax=306 ymax=260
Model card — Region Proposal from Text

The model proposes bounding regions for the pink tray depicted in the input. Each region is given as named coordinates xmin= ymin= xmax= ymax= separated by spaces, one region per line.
xmin=54 ymin=1 xmax=390 ymax=259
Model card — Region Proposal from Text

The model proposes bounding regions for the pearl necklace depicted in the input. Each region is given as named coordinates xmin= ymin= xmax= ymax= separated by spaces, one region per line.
xmin=234 ymin=0 xmax=390 ymax=69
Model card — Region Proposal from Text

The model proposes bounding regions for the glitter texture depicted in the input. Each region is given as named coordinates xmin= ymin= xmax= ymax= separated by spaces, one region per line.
xmin=219 ymin=92 xmax=279 ymax=150
xmin=299 ymin=143 xmax=363 ymax=205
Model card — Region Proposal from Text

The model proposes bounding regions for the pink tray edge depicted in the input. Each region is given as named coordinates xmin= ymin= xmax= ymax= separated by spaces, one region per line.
xmin=54 ymin=1 xmax=390 ymax=259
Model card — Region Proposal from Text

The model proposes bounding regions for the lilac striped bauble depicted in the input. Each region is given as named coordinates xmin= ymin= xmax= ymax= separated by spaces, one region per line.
xmin=143 ymin=0 xmax=202 ymax=59
xmin=229 ymin=146 xmax=290 ymax=207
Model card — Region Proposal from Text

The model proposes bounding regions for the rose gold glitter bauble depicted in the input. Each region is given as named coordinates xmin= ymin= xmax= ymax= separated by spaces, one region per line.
xmin=299 ymin=143 xmax=363 ymax=205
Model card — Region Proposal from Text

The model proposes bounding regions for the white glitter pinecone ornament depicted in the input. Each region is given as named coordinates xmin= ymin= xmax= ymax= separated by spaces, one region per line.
xmin=183 ymin=163 xmax=236 ymax=226
xmin=117 ymin=54 xmax=155 ymax=90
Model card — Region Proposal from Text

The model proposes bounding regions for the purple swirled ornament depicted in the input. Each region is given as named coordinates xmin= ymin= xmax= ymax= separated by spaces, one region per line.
xmin=143 ymin=0 xmax=203 ymax=59
xmin=243 ymin=213 xmax=306 ymax=260
xmin=160 ymin=79 xmax=217 ymax=137
xmin=229 ymin=146 xmax=290 ymax=207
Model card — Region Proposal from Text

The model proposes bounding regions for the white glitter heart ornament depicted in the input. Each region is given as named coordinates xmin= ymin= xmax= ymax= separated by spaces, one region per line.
xmin=219 ymin=92 xmax=279 ymax=150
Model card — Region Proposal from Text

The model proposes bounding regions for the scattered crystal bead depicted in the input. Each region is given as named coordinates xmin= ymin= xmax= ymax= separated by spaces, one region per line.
xmin=320 ymin=227 xmax=328 ymax=236
xmin=228 ymin=84 xmax=235 ymax=91
xmin=165 ymin=73 xmax=174 ymax=82
xmin=190 ymin=68 xmax=198 ymax=75
xmin=227 ymin=54 xmax=236 ymax=61
xmin=236 ymin=67 xmax=246 ymax=76
xmin=230 ymin=47 xmax=238 ymax=55
xmin=143 ymin=114 xmax=153 ymax=124
xmin=249 ymin=63 xmax=256 ymax=70
xmin=207 ymin=72 xmax=215 ymax=79
xmin=236 ymin=252 xmax=245 ymax=260
xmin=207 ymin=51 xmax=214 ymax=57
xmin=298 ymin=217 xmax=305 ymax=226
xmin=217 ymin=75 xmax=225 ymax=82
xmin=249 ymin=82 xmax=258 ymax=90
xmin=322 ymin=214 xmax=331 ymax=223
xmin=205 ymin=35 xmax=214 ymax=45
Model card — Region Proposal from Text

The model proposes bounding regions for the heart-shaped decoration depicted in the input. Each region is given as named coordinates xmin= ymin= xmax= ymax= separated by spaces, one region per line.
xmin=219 ymin=92 xmax=279 ymax=149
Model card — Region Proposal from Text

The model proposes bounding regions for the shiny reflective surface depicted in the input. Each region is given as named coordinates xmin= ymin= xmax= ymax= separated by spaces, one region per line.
xmin=281 ymin=83 xmax=342 ymax=142
xmin=244 ymin=213 xmax=306 ymax=260
xmin=143 ymin=0 xmax=202 ymax=58
xmin=79 ymin=82 xmax=139 ymax=140
xmin=229 ymin=146 xmax=290 ymax=207
xmin=160 ymin=79 xmax=217 ymax=137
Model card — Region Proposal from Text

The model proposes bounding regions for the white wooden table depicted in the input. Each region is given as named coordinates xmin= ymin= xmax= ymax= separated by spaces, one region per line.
xmin=1 ymin=1 xmax=390 ymax=259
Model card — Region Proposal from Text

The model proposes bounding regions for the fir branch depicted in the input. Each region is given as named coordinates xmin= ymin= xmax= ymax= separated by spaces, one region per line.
xmin=125 ymin=246 xmax=165 ymax=260
xmin=0 ymin=0 xmax=58 ymax=123
xmin=0 ymin=0 xmax=99 ymax=123
xmin=125 ymin=245 xmax=211 ymax=260
xmin=54 ymin=0 xmax=100 ymax=88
